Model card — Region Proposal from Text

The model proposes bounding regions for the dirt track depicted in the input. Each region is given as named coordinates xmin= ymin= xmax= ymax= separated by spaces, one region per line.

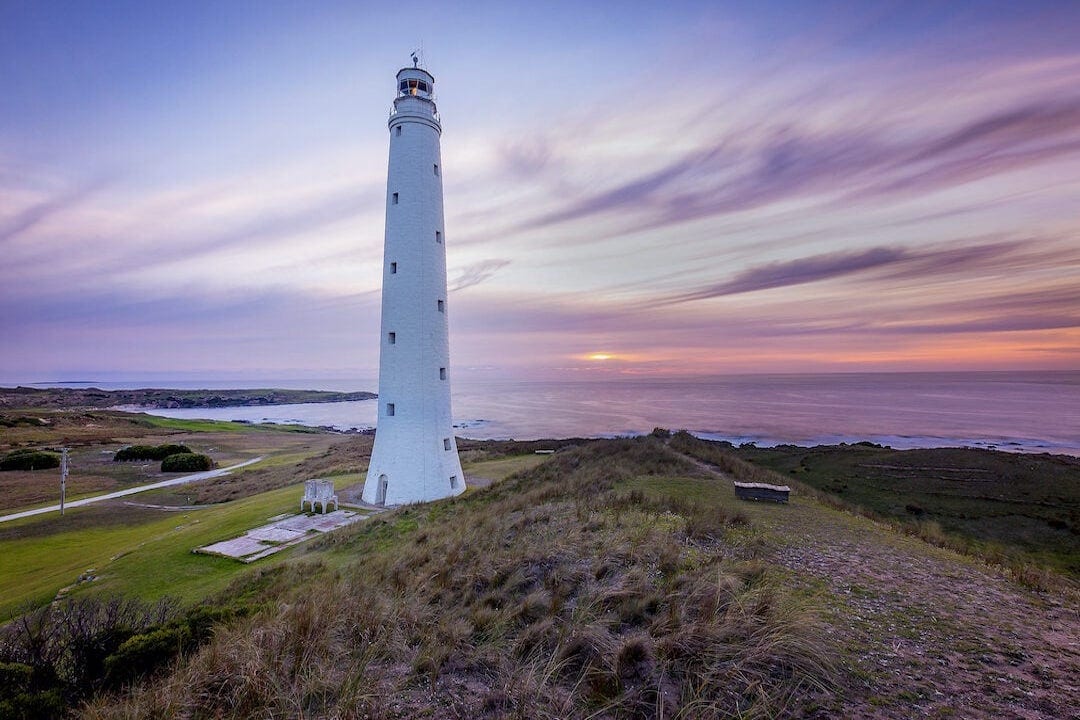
xmin=746 ymin=493 xmax=1079 ymax=719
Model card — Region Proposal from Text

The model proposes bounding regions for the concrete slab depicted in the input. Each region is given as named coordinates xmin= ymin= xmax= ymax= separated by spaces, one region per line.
xmin=275 ymin=514 xmax=326 ymax=531
xmin=200 ymin=536 xmax=268 ymax=558
xmin=249 ymin=527 xmax=305 ymax=543
xmin=194 ymin=509 xmax=372 ymax=562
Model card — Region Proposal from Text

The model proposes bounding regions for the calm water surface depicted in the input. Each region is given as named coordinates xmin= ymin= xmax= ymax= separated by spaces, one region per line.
xmin=9 ymin=372 xmax=1079 ymax=455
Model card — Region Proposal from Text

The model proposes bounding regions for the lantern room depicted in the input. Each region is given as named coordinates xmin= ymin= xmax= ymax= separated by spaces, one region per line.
xmin=396 ymin=67 xmax=435 ymax=100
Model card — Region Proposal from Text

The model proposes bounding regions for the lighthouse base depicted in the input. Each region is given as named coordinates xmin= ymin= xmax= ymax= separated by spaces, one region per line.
xmin=362 ymin=429 xmax=465 ymax=505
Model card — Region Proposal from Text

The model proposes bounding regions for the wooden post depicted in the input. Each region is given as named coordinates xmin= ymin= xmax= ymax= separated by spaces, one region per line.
xmin=60 ymin=447 xmax=68 ymax=516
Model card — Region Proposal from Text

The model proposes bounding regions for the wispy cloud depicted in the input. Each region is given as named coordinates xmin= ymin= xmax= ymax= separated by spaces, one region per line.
xmin=657 ymin=239 xmax=1044 ymax=304
xmin=0 ymin=177 xmax=110 ymax=244
xmin=1 ymin=181 xmax=382 ymax=291
xmin=4 ymin=3 xmax=1080 ymax=377
xmin=450 ymin=258 xmax=512 ymax=292
xmin=666 ymin=246 xmax=905 ymax=302
xmin=511 ymin=95 xmax=1080 ymax=240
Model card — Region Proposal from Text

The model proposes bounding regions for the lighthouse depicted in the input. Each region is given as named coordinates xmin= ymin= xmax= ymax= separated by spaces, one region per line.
xmin=362 ymin=59 xmax=465 ymax=505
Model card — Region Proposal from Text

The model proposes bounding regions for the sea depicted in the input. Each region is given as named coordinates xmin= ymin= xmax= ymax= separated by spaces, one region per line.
xmin=6 ymin=371 xmax=1079 ymax=456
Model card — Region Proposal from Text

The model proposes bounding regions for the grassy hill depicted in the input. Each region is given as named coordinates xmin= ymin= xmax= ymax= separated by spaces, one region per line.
xmin=2 ymin=424 xmax=1077 ymax=718
xmin=74 ymin=437 xmax=832 ymax=719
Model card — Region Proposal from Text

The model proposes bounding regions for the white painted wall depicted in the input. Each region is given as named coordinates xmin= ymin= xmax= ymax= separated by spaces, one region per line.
xmin=362 ymin=67 xmax=465 ymax=505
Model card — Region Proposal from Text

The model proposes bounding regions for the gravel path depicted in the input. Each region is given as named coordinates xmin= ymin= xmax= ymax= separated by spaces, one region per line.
xmin=748 ymin=496 xmax=1079 ymax=719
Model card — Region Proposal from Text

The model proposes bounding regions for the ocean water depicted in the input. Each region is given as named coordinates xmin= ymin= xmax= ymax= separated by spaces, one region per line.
xmin=10 ymin=371 xmax=1079 ymax=456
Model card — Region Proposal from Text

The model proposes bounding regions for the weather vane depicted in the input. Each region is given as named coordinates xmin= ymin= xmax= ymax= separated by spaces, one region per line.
xmin=411 ymin=50 xmax=419 ymax=68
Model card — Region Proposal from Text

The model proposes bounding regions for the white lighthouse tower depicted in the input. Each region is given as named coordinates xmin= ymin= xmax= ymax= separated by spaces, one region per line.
xmin=362 ymin=59 xmax=465 ymax=506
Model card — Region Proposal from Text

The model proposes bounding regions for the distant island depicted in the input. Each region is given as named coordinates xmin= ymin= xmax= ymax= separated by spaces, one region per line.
xmin=0 ymin=386 xmax=376 ymax=410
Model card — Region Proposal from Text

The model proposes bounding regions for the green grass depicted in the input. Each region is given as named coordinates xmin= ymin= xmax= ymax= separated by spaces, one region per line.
xmin=0 ymin=478 xmax=360 ymax=619
xmin=134 ymin=416 xmax=256 ymax=433
xmin=462 ymin=453 xmax=550 ymax=483
xmin=228 ymin=449 xmax=311 ymax=471
xmin=617 ymin=474 xmax=731 ymax=509
xmin=134 ymin=415 xmax=320 ymax=434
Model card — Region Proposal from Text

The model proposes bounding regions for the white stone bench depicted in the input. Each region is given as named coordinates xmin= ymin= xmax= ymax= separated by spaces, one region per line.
xmin=301 ymin=479 xmax=339 ymax=513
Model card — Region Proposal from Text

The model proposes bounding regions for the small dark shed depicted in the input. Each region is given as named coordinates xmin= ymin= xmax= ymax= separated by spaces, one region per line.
xmin=733 ymin=481 xmax=791 ymax=503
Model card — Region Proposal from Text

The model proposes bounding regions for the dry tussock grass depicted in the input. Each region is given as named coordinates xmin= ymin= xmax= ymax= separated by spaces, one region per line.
xmin=83 ymin=437 xmax=833 ymax=719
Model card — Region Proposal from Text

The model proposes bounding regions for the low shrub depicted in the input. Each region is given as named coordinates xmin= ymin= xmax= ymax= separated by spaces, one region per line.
xmin=113 ymin=444 xmax=192 ymax=462
xmin=160 ymin=453 xmax=213 ymax=472
xmin=104 ymin=627 xmax=191 ymax=687
xmin=0 ymin=449 xmax=60 ymax=471
xmin=113 ymin=445 xmax=155 ymax=462
xmin=0 ymin=662 xmax=65 ymax=720
xmin=0 ymin=596 xmax=256 ymax=710
xmin=0 ymin=415 xmax=46 ymax=428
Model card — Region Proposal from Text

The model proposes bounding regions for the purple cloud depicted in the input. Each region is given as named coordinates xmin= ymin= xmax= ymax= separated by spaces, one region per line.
xmin=516 ymin=97 xmax=1080 ymax=236
xmin=0 ymin=177 xmax=110 ymax=244
xmin=658 ymin=239 xmax=1042 ymax=304
xmin=153 ymin=189 xmax=379 ymax=266
xmin=669 ymin=247 xmax=906 ymax=302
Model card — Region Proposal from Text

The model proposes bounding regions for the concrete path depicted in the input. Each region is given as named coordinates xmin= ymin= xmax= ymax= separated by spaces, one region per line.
xmin=0 ymin=457 xmax=264 ymax=524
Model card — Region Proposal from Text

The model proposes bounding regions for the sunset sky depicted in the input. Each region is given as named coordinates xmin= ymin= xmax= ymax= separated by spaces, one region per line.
xmin=2 ymin=0 xmax=1079 ymax=382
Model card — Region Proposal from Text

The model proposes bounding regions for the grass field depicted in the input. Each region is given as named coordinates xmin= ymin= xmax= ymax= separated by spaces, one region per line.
xmin=0 ymin=411 xmax=354 ymax=511
xmin=137 ymin=415 xmax=323 ymax=434
xmin=0 ymin=409 xmax=374 ymax=619
xmin=0 ymin=475 xmax=364 ymax=619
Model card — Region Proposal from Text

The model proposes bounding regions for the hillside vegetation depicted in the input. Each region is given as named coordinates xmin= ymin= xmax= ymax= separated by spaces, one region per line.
xmin=3 ymin=423 xmax=1076 ymax=718
xmin=83 ymin=438 xmax=833 ymax=719
xmin=731 ymin=442 xmax=1080 ymax=577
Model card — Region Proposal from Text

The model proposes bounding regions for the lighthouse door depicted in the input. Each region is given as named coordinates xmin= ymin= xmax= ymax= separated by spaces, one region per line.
xmin=376 ymin=474 xmax=388 ymax=506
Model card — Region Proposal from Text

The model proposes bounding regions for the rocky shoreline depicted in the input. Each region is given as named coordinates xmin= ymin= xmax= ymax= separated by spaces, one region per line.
xmin=0 ymin=386 xmax=376 ymax=410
